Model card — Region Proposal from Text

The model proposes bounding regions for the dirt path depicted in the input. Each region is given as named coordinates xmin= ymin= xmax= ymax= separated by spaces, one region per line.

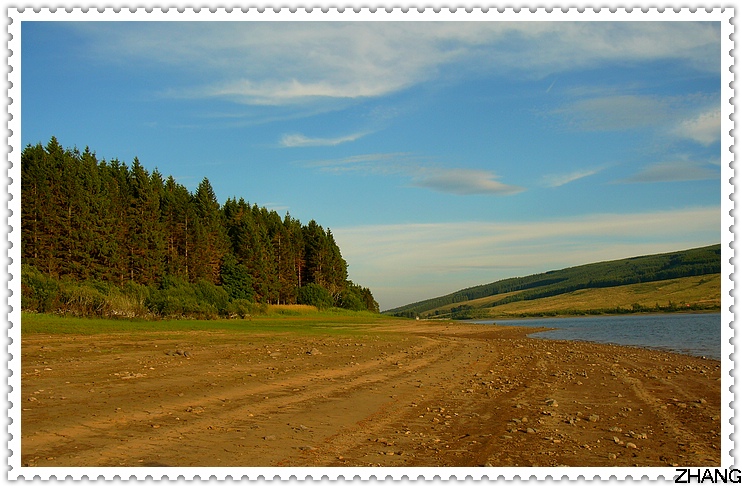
xmin=21 ymin=322 xmax=721 ymax=467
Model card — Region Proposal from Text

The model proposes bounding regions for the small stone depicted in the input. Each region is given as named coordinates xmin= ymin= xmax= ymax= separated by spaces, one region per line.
xmin=307 ymin=348 xmax=321 ymax=356
xmin=264 ymin=435 xmax=276 ymax=441
xmin=608 ymin=453 xmax=617 ymax=460
xmin=588 ymin=414 xmax=600 ymax=423
xmin=626 ymin=442 xmax=638 ymax=449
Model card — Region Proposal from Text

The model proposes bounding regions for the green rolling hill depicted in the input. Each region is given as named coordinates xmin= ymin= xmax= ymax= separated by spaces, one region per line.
xmin=385 ymin=244 xmax=722 ymax=319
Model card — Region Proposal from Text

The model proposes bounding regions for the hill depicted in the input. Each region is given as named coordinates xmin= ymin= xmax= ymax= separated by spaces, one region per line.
xmin=385 ymin=244 xmax=721 ymax=319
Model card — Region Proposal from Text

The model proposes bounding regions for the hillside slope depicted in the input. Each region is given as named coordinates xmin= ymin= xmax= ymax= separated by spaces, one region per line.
xmin=385 ymin=244 xmax=721 ymax=318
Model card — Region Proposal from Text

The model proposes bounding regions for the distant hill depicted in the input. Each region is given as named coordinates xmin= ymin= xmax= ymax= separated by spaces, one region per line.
xmin=385 ymin=244 xmax=721 ymax=319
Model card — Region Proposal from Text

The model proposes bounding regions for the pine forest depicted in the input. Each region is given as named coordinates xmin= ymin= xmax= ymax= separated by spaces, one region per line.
xmin=21 ymin=137 xmax=379 ymax=318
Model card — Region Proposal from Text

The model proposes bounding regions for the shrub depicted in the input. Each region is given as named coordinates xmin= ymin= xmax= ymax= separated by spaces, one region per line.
xmin=21 ymin=265 xmax=60 ymax=313
xmin=337 ymin=288 xmax=365 ymax=311
xmin=226 ymin=299 xmax=267 ymax=318
xmin=58 ymin=280 xmax=107 ymax=316
xmin=297 ymin=283 xmax=333 ymax=310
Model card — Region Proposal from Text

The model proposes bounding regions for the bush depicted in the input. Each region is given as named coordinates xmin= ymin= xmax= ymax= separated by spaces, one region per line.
xmin=337 ymin=288 xmax=365 ymax=311
xmin=226 ymin=299 xmax=267 ymax=318
xmin=146 ymin=276 xmax=222 ymax=319
xmin=58 ymin=280 xmax=107 ymax=316
xmin=297 ymin=283 xmax=333 ymax=310
xmin=21 ymin=265 xmax=60 ymax=313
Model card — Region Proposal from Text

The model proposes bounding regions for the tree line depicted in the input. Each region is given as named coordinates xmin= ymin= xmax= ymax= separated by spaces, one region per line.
xmin=21 ymin=137 xmax=378 ymax=318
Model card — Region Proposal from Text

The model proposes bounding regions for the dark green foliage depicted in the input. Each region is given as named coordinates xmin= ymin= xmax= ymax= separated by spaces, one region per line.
xmin=297 ymin=283 xmax=334 ymax=310
xmin=220 ymin=255 xmax=254 ymax=301
xmin=21 ymin=264 xmax=60 ymax=313
xmin=21 ymin=137 xmax=379 ymax=318
xmin=386 ymin=244 xmax=721 ymax=316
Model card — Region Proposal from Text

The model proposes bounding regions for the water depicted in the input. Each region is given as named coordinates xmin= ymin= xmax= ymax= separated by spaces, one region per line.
xmin=467 ymin=313 xmax=722 ymax=360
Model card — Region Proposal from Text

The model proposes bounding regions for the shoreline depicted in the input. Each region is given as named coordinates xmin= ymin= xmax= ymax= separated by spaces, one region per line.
xmin=21 ymin=319 xmax=721 ymax=467
xmin=459 ymin=313 xmax=721 ymax=361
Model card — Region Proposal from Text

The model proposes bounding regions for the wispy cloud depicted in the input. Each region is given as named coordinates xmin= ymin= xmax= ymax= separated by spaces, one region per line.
xmin=543 ymin=167 xmax=604 ymax=188
xmin=672 ymin=108 xmax=721 ymax=145
xmin=334 ymin=206 xmax=721 ymax=309
xmin=552 ymin=92 xmax=721 ymax=149
xmin=555 ymin=94 xmax=670 ymax=132
xmin=305 ymin=153 xmax=414 ymax=175
xmin=621 ymin=161 xmax=720 ymax=183
xmin=412 ymin=168 xmax=525 ymax=196
xmin=279 ymin=131 xmax=369 ymax=147
xmin=305 ymin=153 xmax=523 ymax=196
xmin=73 ymin=22 xmax=720 ymax=107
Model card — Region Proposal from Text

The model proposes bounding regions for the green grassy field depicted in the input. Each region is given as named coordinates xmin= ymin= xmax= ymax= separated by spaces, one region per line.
xmin=21 ymin=308 xmax=396 ymax=336
xmin=425 ymin=274 xmax=721 ymax=319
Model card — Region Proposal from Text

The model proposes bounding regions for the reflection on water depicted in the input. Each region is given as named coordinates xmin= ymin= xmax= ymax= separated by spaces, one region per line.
xmin=468 ymin=313 xmax=721 ymax=359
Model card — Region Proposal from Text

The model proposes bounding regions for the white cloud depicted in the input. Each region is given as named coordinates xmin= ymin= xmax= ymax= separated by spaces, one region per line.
xmin=305 ymin=153 xmax=523 ymax=196
xmin=622 ymin=161 xmax=720 ymax=183
xmin=555 ymin=94 xmax=670 ymax=131
xmin=279 ymin=131 xmax=368 ymax=147
xmin=673 ymin=108 xmax=722 ymax=145
xmin=412 ymin=168 xmax=525 ymax=196
xmin=74 ymin=21 xmax=720 ymax=106
xmin=543 ymin=167 xmax=604 ymax=188
xmin=334 ymin=207 xmax=721 ymax=310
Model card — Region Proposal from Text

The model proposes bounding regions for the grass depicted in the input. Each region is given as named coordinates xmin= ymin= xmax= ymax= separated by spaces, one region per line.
xmin=423 ymin=274 xmax=721 ymax=319
xmin=484 ymin=274 xmax=720 ymax=317
xmin=21 ymin=308 xmax=400 ymax=337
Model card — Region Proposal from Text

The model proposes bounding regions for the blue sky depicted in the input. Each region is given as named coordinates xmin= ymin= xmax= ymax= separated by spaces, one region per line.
xmin=21 ymin=20 xmax=723 ymax=310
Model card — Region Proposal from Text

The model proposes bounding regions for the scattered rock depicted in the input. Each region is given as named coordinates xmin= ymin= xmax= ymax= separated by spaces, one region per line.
xmin=307 ymin=348 xmax=321 ymax=356
xmin=263 ymin=435 xmax=276 ymax=441
xmin=545 ymin=398 xmax=558 ymax=407
xmin=588 ymin=414 xmax=600 ymax=423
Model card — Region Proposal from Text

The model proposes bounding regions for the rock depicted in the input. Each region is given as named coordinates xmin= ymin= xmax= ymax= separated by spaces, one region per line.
xmin=626 ymin=442 xmax=638 ymax=449
xmin=545 ymin=398 xmax=558 ymax=407
xmin=588 ymin=414 xmax=600 ymax=423
xmin=608 ymin=453 xmax=617 ymax=460
xmin=307 ymin=348 xmax=321 ymax=356
xmin=263 ymin=435 xmax=276 ymax=441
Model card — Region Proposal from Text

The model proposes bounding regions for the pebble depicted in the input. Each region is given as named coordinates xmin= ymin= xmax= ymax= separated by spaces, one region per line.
xmin=588 ymin=414 xmax=600 ymax=423
xmin=626 ymin=442 xmax=638 ymax=449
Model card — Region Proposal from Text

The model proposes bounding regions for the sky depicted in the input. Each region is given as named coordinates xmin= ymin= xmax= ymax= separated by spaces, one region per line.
xmin=20 ymin=19 xmax=724 ymax=310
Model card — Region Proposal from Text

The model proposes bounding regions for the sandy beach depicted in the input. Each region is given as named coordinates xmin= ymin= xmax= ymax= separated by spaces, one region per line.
xmin=21 ymin=320 xmax=721 ymax=468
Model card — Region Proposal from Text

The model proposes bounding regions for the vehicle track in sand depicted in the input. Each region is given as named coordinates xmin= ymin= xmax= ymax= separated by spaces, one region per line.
xmin=21 ymin=323 xmax=721 ymax=467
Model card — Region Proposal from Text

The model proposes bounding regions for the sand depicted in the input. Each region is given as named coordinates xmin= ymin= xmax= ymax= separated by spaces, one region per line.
xmin=20 ymin=320 xmax=721 ymax=467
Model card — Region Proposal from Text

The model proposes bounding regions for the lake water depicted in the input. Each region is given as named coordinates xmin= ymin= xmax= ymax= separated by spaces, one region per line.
xmin=467 ymin=313 xmax=722 ymax=360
